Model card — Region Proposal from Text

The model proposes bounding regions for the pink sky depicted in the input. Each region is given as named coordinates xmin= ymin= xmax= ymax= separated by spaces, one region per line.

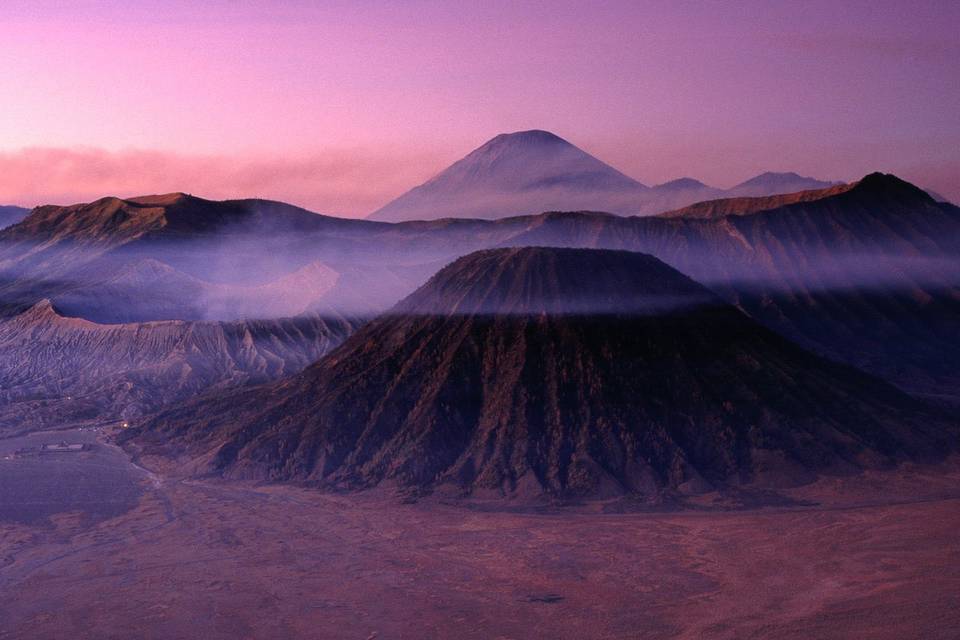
xmin=1 ymin=1 xmax=958 ymax=216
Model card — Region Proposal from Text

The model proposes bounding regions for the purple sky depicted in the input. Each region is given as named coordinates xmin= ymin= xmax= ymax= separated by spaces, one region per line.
xmin=1 ymin=0 xmax=958 ymax=215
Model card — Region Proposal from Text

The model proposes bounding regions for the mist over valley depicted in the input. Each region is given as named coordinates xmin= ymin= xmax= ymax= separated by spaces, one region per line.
xmin=3 ymin=4 xmax=959 ymax=632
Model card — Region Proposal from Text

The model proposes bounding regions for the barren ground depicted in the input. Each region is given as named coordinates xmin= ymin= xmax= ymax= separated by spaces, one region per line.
xmin=1 ymin=430 xmax=959 ymax=639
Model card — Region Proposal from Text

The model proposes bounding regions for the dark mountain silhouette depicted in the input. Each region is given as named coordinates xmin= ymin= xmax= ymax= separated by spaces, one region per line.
xmin=0 ymin=205 xmax=29 ymax=230
xmin=129 ymin=248 xmax=951 ymax=500
xmin=490 ymin=174 xmax=960 ymax=397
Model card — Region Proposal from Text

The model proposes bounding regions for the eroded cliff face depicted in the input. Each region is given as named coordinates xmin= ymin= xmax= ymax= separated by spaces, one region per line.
xmin=0 ymin=299 xmax=354 ymax=432
xmin=130 ymin=248 xmax=952 ymax=500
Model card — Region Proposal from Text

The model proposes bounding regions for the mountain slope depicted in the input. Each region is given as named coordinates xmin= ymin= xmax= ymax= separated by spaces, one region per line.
xmin=727 ymin=172 xmax=840 ymax=198
xmin=0 ymin=300 xmax=354 ymax=432
xmin=0 ymin=192 xmax=360 ymax=274
xmin=658 ymin=183 xmax=854 ymax=219
xmin=924 ymin=188 xmax=953 ymax=204
xmin=0 ymin=193 xmax=382 ymax=321
xmin=129 ymin=248 xmax=950 ymax=500
xmin=2 ymin=173 xmax=957 ymax=398
xmin=369 ymin=130 xmax=649 ymax=221
xmin=487 ymin=174 xmax=960 ymax=397
xmin=0 ymin=205 xmax=30 ymax=230
xmin=368 ymin=133 xmax=845 ymax=221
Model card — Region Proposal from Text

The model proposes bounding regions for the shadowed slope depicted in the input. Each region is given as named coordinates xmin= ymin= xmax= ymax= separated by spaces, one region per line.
xmin=130 ymin=248 xmax=951 ymax=500
xmin=496 ymin=174 xmax=960 ymax=396
xmin=0 ymin=193 xmax=382 ymax=321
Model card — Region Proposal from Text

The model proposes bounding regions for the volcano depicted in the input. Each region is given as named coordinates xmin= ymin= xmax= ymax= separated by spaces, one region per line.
xmin=3 ymin=174 xmax=958 ymax=397
xmin=131 ymin=247 xmax=950 ymax=500
xmin=367 ymin=132 xmax=847 ymax=221
xmin=368 ymin=130 xmax=649 ymax=221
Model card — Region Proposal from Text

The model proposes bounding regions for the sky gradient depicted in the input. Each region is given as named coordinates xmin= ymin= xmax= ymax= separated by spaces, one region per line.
xmin=1 ymin=0 xmax=958 ymax=216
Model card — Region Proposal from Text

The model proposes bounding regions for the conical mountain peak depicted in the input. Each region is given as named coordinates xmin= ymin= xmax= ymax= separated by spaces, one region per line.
xmin=850 ymin=172 xmax=934 ymax=201
xmin=368 ymin=131 xmax=647 ymax=222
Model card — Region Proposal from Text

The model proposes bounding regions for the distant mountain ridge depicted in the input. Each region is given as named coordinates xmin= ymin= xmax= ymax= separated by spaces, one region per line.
xmin=5 ymin=192 xmax=355 ymax=247
xmin=0 ymin=192 xmax=383 ymax=321
xmin=2 ymin=171 xmax=958 ymax=399
xmin=0 ymin=205 xmax=30 ymax=230
xmin=659 ymin=182 xmax=855 ymax=219
xmin=725 ymin=171 xmax=841 ymax=198
xmin=368 ymin=130 xmax=841 ymax=221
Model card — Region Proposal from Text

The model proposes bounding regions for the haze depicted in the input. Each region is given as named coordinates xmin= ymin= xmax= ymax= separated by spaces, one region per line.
xmin=1 ymin=0 xmax=958 ymax=214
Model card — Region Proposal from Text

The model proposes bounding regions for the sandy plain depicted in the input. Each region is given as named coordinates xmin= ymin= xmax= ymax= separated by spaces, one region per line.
xmin=1 ymin=428 xmax=959 ymax=639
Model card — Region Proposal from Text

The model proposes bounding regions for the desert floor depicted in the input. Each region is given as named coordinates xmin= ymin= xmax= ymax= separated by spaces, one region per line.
xmin=1 ymin=429 xmax=959 ymax=639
